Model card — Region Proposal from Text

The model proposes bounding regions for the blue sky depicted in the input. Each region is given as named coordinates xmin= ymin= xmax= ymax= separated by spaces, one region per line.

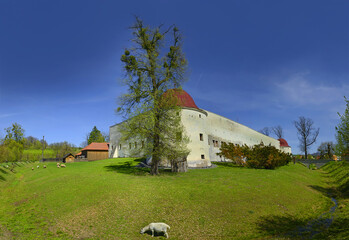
xmin=0 ymin=0 xmax=348 ymax=153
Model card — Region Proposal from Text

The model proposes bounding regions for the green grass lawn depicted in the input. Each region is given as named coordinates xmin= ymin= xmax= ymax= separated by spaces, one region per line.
xmin=0 ymin=159 xmax=337 ymax=239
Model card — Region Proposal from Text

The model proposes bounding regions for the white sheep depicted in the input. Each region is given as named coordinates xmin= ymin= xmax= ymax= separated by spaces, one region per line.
xmin=60 ymin=164 xmax=66 ymax=168
xmin=37 ymin=165 xmax=40 ymax=168
xmin=140 ymin=222 xmax=170 ymax=238
xmin=43 ymin=165 xmax=46 ymax=168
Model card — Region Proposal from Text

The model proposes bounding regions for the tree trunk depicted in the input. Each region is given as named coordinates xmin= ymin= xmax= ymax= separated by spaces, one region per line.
xmin=304 ymin=148 xmax=308 ymax=160
xmin=171 ymin=157 xmax=188 ymax=173
xmin=151 ymin=112 xmax=161 ymax=175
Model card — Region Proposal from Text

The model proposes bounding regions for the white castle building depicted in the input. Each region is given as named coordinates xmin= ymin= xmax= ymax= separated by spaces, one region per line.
xmin=109 ymin=89 xmax=291 ymax=168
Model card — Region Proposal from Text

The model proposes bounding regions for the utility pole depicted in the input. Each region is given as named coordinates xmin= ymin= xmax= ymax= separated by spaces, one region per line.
xmin=42 ymin=136 xmax=45 ymax=161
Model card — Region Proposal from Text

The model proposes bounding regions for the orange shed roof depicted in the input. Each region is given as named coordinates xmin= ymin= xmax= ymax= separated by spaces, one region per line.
xmin=82 ymin=142 xmax=109 ymax=151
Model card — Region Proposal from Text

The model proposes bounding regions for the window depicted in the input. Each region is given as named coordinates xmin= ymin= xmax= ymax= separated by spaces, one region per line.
xmin=134 ymin=142 xmax=137 ymax=149
xmin=119 ymin=144 xmax=122 ymax=150
xmin=199 ymin=114 xmax=201 ymax=118
xmin=142 ymin=141 xmax=144 ymax=148
xmin=201 ymin=154 xmax=205 ymax=159
xmin=129 ymin=143 xmax=132 ymax=149
xmin=213 ymin=140 xmax=219 ymax=147
xmin=200 ymin=133 xmax=203 ymax=141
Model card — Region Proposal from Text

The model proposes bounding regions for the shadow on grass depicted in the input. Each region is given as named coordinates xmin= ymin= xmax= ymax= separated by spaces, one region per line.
xmin=313 ymin=216 xmax=349 ymax=239
xmin=141 ymin=230 xmax=167 ymax=238
xmin=257 ymin=213 xmax=349 ymax=239
xmin=104 ymin=159 xmax=177 ymax=176
xmin=0 ymin=174 xmax=5 ymax=181
xmin=257 ymin=214 xmax=309 ymax=239
xmin=105 ymin=161 xmax=150 ymax=176
xmin=213 ymin=162 xmax=244 ymax=168
xmin=0 ymin=168 xmax=9 ymax=175
xmin=309 ymin=185 xmax=337 ymax=198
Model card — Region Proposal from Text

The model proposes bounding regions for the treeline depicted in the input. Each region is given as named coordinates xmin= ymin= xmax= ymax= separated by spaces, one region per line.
xmin=0 ymin=123 xmax=80 ymax=162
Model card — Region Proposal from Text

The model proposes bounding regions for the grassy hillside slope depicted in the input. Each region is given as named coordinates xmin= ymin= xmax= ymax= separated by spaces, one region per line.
xmin=314 ymin=161 xmax=349 ymax=239
xmin=0 ymin=159 xmax=333 ymax=239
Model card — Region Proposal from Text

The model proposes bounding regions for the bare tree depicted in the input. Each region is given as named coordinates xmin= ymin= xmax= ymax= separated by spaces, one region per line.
xmin=259 ymin=127 xmax=270 ymax=136
xmin=294 ymin=116 xmax=320 ymax=159
xmin=272 ymin=125 xmax=284 ymax=139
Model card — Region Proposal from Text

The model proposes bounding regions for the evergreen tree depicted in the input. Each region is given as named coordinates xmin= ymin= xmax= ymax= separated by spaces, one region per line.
xmin=335 ymin=96 xmax=349 ymax=157
xmin=87 ymin=126 xmax=105 ymax=144
xmin=118 ymin=18 xmax=188 ymax=175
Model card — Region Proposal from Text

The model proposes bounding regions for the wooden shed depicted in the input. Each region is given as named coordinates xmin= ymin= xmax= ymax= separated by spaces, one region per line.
xmin=81 ymin=142 xmax=109 ymax=161
xmin=63 ymin=153 xmax=75 ymax=163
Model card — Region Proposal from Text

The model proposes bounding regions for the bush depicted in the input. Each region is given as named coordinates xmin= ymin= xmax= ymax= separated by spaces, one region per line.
xmin=218 ymin=143 xmax=291 ymax=169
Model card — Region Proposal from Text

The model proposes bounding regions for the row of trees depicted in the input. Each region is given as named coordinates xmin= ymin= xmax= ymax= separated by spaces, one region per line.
xmin=0 ymin=123 xmax=25 ymax=162
xmin=293 ymin=96 xmax=349 ymax=160
xmin=0 ymin=123 xmax=82 ymax=162
xmin=260 ymin=119 xmax=320 ymax=160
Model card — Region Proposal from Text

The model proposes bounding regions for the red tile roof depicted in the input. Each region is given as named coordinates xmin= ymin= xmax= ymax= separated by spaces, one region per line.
xmin=82 ymin=142 xmax=109 ymax=151
xmin=278 ymin=138 xmax=290 ymax=147
xmin=163 ymin=89 xmax=199 ymax=109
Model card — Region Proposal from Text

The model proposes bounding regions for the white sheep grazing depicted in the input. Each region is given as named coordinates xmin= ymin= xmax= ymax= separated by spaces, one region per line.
xmin=37 ymin=165 xmax=39 ymax=168
xmin=43 ymin=165 xmax=46 ymax=168
xmin=140 ymin=222 xmax=170 ymax=238
xmin=32 ymin=167 xmax=34 ymax=170
xmin=60 ymin=164 xmax=66 ymax=168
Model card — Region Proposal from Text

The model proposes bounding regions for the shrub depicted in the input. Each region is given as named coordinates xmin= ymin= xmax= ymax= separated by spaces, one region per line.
xmin=218 ymin=143 xmax=291 ymax=169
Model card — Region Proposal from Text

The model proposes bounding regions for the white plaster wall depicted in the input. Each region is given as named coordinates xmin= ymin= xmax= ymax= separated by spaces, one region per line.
xmin=182 ymin=109 xmax=284 ymax=165
xmin=181 ymin=108 xmax=211 ymax=168
xmin=109 ymin=123 xmax=122 ymax=158
xmin=109 ymin=107 xmax=291 ymax=168
xmin=281 ymin=146 xmax=292 ymax=154
xmin=204 ymin=110 xmax=280 ymax=148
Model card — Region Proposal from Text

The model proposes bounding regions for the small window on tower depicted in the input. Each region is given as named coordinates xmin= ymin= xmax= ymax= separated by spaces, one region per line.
xmin=119 ymin=144 xmax=122 ymax=150
xmin=142 ymin=141 xmax=144 ymax=148
xmin=129 ymin=143 xmax=132 ymax=149
xmin=135 ymin=142 xmax=137 ymax=148
xmin=199 ymin=114 xmax=201 ymax=118
xmin=200 ymin=133 xmax=203 ymax=141
xmin=201 ymin=154 xmax=205 ymax=159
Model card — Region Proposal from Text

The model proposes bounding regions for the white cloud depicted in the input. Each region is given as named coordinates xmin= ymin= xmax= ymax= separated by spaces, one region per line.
xmin=275 ymin=72 xmax=349 ymax=107
xmin=0 ymin=112 xmax=21 ymax=119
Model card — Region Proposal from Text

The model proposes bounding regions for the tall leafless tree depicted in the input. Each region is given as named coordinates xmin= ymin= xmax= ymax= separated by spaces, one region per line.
xmin=294 ymin=116 xmax=320 ymax=159
xmin=259 ymin=127 xmax=270 ymax=136
xmin=272 ymin=125 xmax=284 ymax=139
